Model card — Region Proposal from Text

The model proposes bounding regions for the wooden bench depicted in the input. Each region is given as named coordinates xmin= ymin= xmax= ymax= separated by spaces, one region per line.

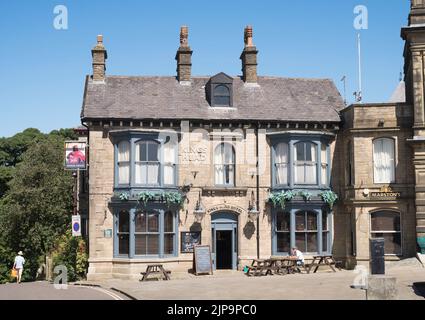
xmin=140 ymin=264 xmax=171 ymax=281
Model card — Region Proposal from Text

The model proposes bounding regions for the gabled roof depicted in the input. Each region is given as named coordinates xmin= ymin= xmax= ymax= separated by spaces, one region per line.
xmin=81 ymin=75 xmax=345 ymax=123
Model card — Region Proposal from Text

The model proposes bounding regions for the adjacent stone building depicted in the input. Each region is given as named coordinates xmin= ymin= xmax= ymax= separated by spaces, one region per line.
xmin=79 ymin=1 xmax=425 ymax=280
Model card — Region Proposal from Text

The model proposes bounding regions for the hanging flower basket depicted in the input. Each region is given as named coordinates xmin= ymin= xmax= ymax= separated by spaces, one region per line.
xmin=319 ymin=190 xmax=338 ymax=210
xmin=267 ymin=190 xmax=296 ymax=210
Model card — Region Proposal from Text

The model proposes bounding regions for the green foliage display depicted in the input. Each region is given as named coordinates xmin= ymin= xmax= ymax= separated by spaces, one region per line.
xmin=119 ymin=192 xmax=130 ymax=201
xmin=319 ymin=190 xmax=338 ymax=209
xmin=137 ymin=191 xmax=185 ymax=208
xmin=161 ymin=191 xmax=184 ymax=208
xmin=51 ymin=229 xmax=88 ymax=282
xmin=0 ymin=129 xmax=75 ymax=282
xmin=138 ymin=191 xmax=155 ymax=205
xmin=268 ymin=190 xmax=296 ymax=209
xmin=298 ymin=190 xmax=312 ymax=202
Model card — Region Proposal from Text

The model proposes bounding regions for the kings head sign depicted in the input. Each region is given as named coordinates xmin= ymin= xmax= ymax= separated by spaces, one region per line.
xmin=65 ymin=141 xmax=87 ymax=170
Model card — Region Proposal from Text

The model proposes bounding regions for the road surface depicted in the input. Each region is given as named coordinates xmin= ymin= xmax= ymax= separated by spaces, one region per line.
xmin=0 ymin=281 xmax=128 ymax=300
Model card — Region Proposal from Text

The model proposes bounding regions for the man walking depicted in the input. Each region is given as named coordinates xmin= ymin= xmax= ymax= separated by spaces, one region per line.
xmin=13 ymin=251 xmax=25 ymax=284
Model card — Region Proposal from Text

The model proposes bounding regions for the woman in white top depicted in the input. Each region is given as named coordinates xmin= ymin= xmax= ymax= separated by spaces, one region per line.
xmin=13 ymin=251 xmax=25 ymax=284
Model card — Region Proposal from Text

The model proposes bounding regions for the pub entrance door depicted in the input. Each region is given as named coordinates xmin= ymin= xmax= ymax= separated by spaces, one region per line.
xmin=211 ymin=212 xmax=238 ymax=270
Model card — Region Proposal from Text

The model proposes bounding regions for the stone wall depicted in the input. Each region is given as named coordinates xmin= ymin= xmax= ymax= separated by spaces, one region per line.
xmin=86 ymin=125 xmax=341 ymax=280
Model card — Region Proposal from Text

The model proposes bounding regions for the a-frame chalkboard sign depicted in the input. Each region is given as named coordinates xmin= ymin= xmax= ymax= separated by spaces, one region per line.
xmin=193 ymin=245 xmax=213 ymax=275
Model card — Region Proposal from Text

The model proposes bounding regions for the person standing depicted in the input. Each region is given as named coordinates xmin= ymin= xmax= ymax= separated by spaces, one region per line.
xmin=13 ymin=251 xmax=25 ymax=284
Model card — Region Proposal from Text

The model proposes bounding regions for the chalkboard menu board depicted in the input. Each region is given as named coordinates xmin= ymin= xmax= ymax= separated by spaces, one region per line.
xmin=193 ymin=245 xmax=213 ymax=275
xmin=181 ymin=232 xmax=201 ymax=253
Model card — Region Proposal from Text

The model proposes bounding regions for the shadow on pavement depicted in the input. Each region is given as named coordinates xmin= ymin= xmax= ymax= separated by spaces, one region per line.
xmin=412 ymin=282 xmax=425 ymax=298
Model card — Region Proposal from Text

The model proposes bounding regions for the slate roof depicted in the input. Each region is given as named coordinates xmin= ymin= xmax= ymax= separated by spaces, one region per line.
xmin=388 ymin=81 xmax=406 ymax=103
xmin=81 ymin=75 xmax=345 ymax=123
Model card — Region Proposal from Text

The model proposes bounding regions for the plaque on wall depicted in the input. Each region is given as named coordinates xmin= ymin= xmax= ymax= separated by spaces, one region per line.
xmin=193 ymin=245 xmax=213 ymax=276
xmin=181 ymin=232 xmax=201 ymax=253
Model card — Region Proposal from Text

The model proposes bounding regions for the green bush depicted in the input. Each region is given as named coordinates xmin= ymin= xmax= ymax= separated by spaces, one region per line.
xmin=0 ymin=243 xmax=14 ymax=284
xmin=51 ymin=229 xmax=88 ymax=282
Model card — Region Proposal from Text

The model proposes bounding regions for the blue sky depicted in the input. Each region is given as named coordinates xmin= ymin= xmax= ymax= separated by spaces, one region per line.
xmin=0 ymin=0 xmax=409 ymax=137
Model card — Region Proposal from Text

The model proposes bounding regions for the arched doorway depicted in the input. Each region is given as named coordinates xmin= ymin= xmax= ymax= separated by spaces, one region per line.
xmin=211 ymin=212 xmax=238 ymax=270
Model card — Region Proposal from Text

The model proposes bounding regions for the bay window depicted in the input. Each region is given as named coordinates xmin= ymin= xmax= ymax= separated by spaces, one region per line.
xmin=271 ymin=137 xmax=332 ymax=188
xmin=114 ymin=134 xmax=178 ymax=188
xmin=273 ymin=208 xmax=331 ymax=255
xmin=373 ymin=138 xmax=395 ymax=184
xmin=115 ymin=208 xmax=177 ymax=258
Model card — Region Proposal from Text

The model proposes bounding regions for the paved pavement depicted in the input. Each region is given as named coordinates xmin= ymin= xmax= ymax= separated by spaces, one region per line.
xmin=0 ymin=281 xmax=129 ymax=300
xmin=78 ymin=264 xmax=425 ymax=300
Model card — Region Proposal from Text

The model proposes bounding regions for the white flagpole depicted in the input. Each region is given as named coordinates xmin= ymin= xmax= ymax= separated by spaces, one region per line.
xmin=357 ymin=33 xmax=363 ymax=103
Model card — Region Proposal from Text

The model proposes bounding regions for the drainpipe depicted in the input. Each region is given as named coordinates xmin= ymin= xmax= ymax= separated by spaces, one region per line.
xmin=256 ymin=123 xmax=260 ymax=259
xmin=81 ymin=120 xmax=90 ymax=251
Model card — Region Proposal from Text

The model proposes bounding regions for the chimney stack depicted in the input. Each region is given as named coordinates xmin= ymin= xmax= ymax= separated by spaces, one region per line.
xmin=91 ymin=35 xmax=108 ymax=82
xmin=175 ymin=26 xmax=193 ymax=83
xmin=240 ymin=25 xmax=258 ymax=83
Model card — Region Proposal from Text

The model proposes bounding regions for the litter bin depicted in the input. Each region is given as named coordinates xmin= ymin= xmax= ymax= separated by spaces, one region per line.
xmin=370 ymin=238 xmax=385 ymax=275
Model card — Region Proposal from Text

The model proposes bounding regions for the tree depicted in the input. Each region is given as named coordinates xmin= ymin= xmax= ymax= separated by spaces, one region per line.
xmin=0 ymin=134 xmax=74 ymax=280
xmin=0 ymin=128 xmax=44 ymax=196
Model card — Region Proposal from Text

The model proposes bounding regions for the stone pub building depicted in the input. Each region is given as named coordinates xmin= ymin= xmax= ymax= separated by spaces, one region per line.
xmin=80 ymin=1 xmax=425 ymax=280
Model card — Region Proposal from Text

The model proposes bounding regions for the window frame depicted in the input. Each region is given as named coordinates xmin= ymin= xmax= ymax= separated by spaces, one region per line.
xmin=213 ymin=84 xmax=231 ymax=107
xmin=294 ymin=141 xmax=318 ymax=185
xmin=369 ymin=209 xmax=402 ymax=256
xmin=113 ymin=132 xmax=179 ymax=190
xmin=214 ymin=142 xmax=236 ymax=187
xmin=117 ymin=141 xmax=131 ymax=186
xmin=113 ymin=204 xmax=179 ymax=259
xmin=270 ymin=134 xmax=332 ymax=189
xmin=134 ymin=139 xmax=161 ymax=187
xmin=372 ymin=137 xmax=396 ymax=184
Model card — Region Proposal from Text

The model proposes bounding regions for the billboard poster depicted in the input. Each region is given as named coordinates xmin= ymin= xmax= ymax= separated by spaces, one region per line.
xmin=65 ymin=141 xmax=87 ymax=170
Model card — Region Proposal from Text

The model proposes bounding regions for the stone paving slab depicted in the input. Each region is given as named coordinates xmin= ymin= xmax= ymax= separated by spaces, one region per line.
xmin=77 ymin=265 xmax=425 ymax=300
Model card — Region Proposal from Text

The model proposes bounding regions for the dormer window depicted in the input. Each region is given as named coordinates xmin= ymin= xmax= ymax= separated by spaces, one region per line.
xmin=207 ymin=72 xmax=233 ymax=107
xmin=214 ymin=85 xmax=231 ymax=106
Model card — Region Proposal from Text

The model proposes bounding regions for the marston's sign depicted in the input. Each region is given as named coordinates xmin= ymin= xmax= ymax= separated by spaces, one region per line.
xmin=370 ymin=186 xmax=401 ymax=199
xmin=206 ymin=204 xmax=245 ymax=215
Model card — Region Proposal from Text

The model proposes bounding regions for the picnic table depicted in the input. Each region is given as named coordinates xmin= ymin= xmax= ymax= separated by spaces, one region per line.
xmin=246 ymin=257 xmax=302 ymax=276
xmin=140 ymin=264 xmax=171 ymax=281
xmin=306 ymin=255 xmax=337 ymax=273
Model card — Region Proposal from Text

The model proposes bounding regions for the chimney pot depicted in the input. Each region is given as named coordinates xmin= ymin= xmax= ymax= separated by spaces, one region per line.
xmin=244 ymin=25 xmax=254 ymax=47
xmin=180 ymin=26 xmax=189 ymax=47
